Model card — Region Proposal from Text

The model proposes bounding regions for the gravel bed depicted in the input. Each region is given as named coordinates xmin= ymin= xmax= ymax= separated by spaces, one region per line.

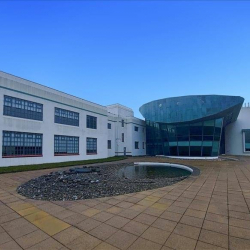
xmin=17 ymin=163 xmax=190 ymax=201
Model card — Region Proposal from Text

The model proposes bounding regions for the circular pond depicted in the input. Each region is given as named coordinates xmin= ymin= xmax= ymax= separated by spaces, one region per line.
xmin=117 ymin=164 xmax=191 ymax=179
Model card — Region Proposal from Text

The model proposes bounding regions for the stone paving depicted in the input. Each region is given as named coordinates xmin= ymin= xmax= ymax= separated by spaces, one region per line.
xmin=0 ymin=156 xmax=250 ymax=249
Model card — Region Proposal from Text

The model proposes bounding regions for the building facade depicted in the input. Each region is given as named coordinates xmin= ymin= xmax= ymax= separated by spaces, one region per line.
xmin=140 ymin=95 xmax=245 ymax=158
xmin=0 ymin=71 xmax=146 ymax=167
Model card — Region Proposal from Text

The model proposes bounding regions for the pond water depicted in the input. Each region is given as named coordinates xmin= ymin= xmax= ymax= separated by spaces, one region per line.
xmin=117 ymin=165 xmax=191 ymax=179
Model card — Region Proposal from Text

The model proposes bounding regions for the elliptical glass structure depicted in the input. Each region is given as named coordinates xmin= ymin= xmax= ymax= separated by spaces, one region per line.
xmin=140 ymin=95 xmax=244 ymax=157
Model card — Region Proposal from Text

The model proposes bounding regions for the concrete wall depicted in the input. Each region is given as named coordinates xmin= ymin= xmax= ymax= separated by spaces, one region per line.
xmin=225 ymin=107 xmax=250 ymax=156
xmin=0 ymin=71 xmax=146 ymax=167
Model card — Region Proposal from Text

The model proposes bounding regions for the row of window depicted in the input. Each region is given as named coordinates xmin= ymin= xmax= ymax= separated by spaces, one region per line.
xmin=4 ymin=96 xmax=144 ymax=131
xmin=2 ymin=131 xmax=98 ymax=157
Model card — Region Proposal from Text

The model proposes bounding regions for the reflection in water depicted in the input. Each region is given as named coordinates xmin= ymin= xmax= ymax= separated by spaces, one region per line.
xmin=117 ymin=165 xmax=191 ymax=179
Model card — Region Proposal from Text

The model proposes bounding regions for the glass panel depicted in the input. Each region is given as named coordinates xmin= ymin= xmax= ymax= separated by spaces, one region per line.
xmin=190 ymin=122 xmax=202 ymax=135
xmin=190 ymin=146 xmax=201 ymax=156
xmin=245 ymin=131 xmax=250 ymax=151
xmin=178 ymin=146 xmax=189 ymax=156
xmin=190 ymin=141 xmax=202 ymax=146
xmin=202 ymin=146 xmax=212 ymax=156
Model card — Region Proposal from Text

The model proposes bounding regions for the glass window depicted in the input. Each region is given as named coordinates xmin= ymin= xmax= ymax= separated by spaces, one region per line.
xmin=3 ymin=95 xmax=43 ymax=121
xmin=134 ymin=126 xmax=139 ymax=132
xmin=55 ymin=107 xmax=79 ymax=126
xmin=54 ymin=135 xmax=79 ymax=155
xmin=135 ymin=141 xmax=139 ymax=149
xmin=108 ymin=123 xmax=111 ymax=129
xmin=190 ymin=122 xmax=203 ymax=135
xmin=179 ymin=146 xmax=189 ymax=156
xmin=122 ymin=133 xmax=124 ymax=142
xmin=190 ymin=146 xmax=201 ymax=156
xmin=2 ymin=131 xmax=42 ymax=157
xmin=245 ymin=131 xmax=250 ymax=151
xmin=86 ymin=137 xmax=97 ymax=154
xmin=202 ymin=146 xmax=212 ymax=156
xmin=121 ymin=120 xmax=124 ymax=127
xmin=86 ymin=115 xmax=97 ymax=129
xmin=203 ymin=120 xmax=215 ymax=135
xmin=108 ymin=140 xmax=111 ymax=149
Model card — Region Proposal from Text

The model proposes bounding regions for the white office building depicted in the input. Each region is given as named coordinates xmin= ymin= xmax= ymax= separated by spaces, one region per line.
xmin=0 ymin=71 xmax=146 ymax=167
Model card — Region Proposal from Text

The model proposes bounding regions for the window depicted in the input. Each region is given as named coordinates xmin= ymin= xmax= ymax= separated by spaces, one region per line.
xmin=108 ymin=123 xmax=111 ymax=129
xmin=122 ymin=133 xmax=124 ymax=142
xmin=87 ymin=137 xmax=97 ymax=154
xmin=134 ymin=126 xmax=139 ymax=132
xmin=143 ymin=142 xmax=145 ymax=149
xmin=245 ymin=131 xmax=250 ymax=152
xmin=87 ymin=115 xmax=97 ymax=129
xmin=135 ymin=141 xmax=139 ymax=149
xmin=55 ymin=107 xmax=79 ymax=126
xmin=3 ymin=95 xmax=43 ymax=121
xmin=108 ymin=140 xmax=111 ymax=149
xmin=121 ymin=120 xmax=124 ymax=127
xmin=54 ymin=135 xmax=79 ymax=155
xmin=2 ymin=131 xmax=42 ymax=157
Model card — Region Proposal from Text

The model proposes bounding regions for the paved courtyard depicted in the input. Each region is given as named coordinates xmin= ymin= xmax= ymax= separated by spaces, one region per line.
xmin=0 ymin=156 xmax=250 ymax=250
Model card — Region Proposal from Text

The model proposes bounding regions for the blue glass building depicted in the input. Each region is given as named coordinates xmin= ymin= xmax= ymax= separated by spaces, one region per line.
xmin=140 ymin=95 xmax=244 ymax=157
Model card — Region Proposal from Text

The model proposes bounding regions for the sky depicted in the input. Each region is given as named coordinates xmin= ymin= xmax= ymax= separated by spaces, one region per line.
xmin=0 ymin=1 xmax=250 ymax=119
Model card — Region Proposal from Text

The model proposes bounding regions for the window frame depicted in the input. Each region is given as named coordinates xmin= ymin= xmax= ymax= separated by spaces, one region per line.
xmin=135 ymin=141 xmax=139 ymax=149
xmin=3 ymin=95 xmax=43 ymax=121
xmin=54 ymin=135 xmax=79 ymax=156
xmin=108 ymin=140 xmax=111 ymax=149
xmin=86 ymin=137 xmax=97 ymax=154
xmin=86 ymin=115 xmax=97 ymax=129
xmin=54 ymin=107 xmax=79 ymax=127
xmin=2 ymin=131 xmax=43 ymax=158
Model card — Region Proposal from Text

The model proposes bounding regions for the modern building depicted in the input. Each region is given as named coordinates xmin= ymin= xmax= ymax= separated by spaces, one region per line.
xmin=1 ymin=71 xmax=250 ymax=167
xmin=0 ymin=71 xmax=146 ymax=167
xmin=140 ymin=95 xmax=249 ymax=158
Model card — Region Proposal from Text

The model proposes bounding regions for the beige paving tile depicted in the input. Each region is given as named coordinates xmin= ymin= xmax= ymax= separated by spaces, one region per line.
xmin=160 ymin=211 xmax=182 ymax=222
xmin=184 ymin=208 xmax=206 ymax=219
xmin=205 ymin=212 xmax=228 ymax=224
xmin=165 ymin=233 xmax=197 ymax=250
xmin=94 ymin=242 xmax=119 ymax=250
xmin=15 ymin=229 xmax=49 ymax=249
xmin=128 ymin=237 xmax=162 ymax=250
xmin=118 ymin=208 xmax=140 ymax=219
xmin=180 ymin=215 xmax=203 ymax=228
xmin=141 ymin=226 xmax=170 ymax=244
xmin=199 ymin=229 xmax=228 ymax=249
xmin=105 ymin=215 xmax=130 ymax=229
xmin=62 ymin=213 xmax=87 ymax=225
xmin=134 ymin=213 xmax=157 ymax=225
xmin=122 ymin=220 xmax=149 ymax=236
xmin=229 ymin=225 xmax=250 ymax=240
xmin=82 ymin=208 xmax=100 ymax=217
xmin=32 ymin=215 xmax=70 ymax=236
xmin=25 ymin=211 xmax=49 ymax=222
xmin=196 ymin=241 xmax=227 ymax=250
xmin=76 ymin=218 xmax=101 ymax=232
xmin=17 ymin=206 xmax=41 ymax=216
xmin=106 ymin=230 xmax=137 ymax=250
xmin=106 ymin=206 xmax=123 ymax=214
xmin=202 ymin=220 xmax=228 ymax=235
xmin=89 ymin=223 xmax=118 ymax=240
xmin=93 ymin=211 xmax=114 ymax=222
xmin=0 ymin=232 xmax=12 ymax=245
xmin=174 ymin=223 xmax=201 ymax=240
xmin=229 ymin=236 xmax=250 ymax=250
xmin=0 ymin=240 xmax=22 ymax=250
xmin=152 ymin=218 xmax=177 ymax=232
xmin=27 ymin=237 xmax=64 ymax=250
xmin=53 ymin=226 xmax=84 ymax=245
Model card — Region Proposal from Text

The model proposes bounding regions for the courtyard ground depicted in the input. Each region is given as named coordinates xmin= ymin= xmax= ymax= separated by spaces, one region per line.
xmin=0 ymin=156 xmax=250 ymax=250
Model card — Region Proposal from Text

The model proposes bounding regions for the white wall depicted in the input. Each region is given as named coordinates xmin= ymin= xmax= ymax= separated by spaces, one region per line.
xmin=225 ymin=107 xmax=250 ymax=156
xmin=0 ymin=71 xmax=146 ymax=167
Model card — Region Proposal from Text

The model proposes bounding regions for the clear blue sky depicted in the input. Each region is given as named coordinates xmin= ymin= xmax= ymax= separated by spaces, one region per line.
xmin=0 ymin=1 xmax=250 ymax=119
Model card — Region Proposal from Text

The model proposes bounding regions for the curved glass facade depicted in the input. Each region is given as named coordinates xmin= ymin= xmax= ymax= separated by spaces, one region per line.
xmin=146 ymin=118 xmax=223 ymax=157
xmin=140 ymin=95 xmax=244 ymax=157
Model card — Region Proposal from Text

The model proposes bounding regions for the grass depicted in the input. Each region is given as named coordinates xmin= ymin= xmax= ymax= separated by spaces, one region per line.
xmin=0 ymin=156 xmax=127 ymax=174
